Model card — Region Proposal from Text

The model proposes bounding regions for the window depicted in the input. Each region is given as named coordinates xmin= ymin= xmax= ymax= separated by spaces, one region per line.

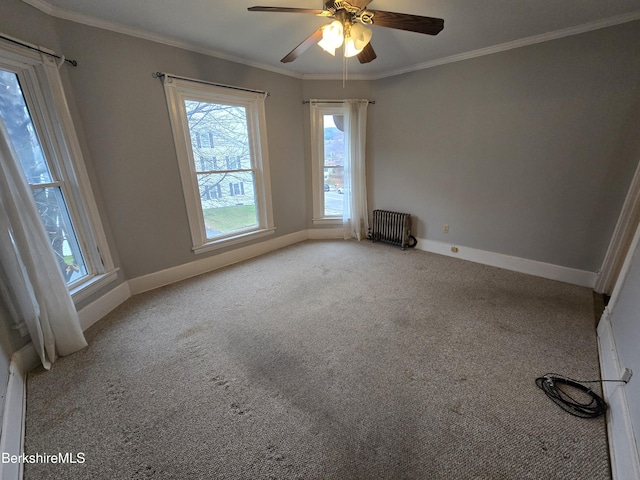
xmin=0 ymin=40 xmax=116 ymax=301
xmin=226 ymin=156 xmax=241 ymax=170
xmin=310 ymin=104 xmax=347 ymax=224
xmin=196 ymin=132 xmax=214 ymax=149
xmin=229 ymin=182 xmax=244 ymax=196
xmin=311 ymin=99 xmax=369 ymax=238
xmin=163 ymin=76 xmax=274 ymax=253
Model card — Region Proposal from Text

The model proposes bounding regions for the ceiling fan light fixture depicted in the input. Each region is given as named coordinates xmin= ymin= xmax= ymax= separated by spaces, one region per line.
xmin=250 ymin=3 xmax=444 ymax=65
xmin=318 ymin=20 xmax=344 ymax=55
xmin=318 ymin=41 xmax=336 ymax=55
xmin=344 ymin=22 xmax=372 ymax=57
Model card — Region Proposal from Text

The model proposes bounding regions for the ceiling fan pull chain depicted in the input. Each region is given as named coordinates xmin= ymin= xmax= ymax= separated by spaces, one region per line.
xmin=343 ymin=49 xmax=348 ymax=87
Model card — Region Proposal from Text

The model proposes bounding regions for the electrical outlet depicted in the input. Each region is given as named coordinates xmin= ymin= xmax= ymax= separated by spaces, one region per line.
xmin=443 ymin=224 xmax=449 ymax=233
xmin=622 ymin=368 xmax=633 ymax=383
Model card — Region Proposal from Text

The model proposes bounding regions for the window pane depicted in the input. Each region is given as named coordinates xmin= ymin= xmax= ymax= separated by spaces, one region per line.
xmin=32 ymin=187 xmax=88 ymax=284
xmin=324 ymin=167 xmax=344 ymax=217
xmin=198 ymin=172 xmax=258 ymax=239
xmin=323 ymin=114 xmax=344 ymax=216
xmin=184 ymin=100 xmax=249 ymax=173
xmin=0 ymin=68 xmax=88 ymax=286
xmin=0 ymin=69 xmax=52 ymax=184
xmin=324 ymin=114 xmax=344 ymax=168
xmin=165 ymin=79 xmax=274 ymax=251
xmin=184 ymin=98 xmax=259 ymax=239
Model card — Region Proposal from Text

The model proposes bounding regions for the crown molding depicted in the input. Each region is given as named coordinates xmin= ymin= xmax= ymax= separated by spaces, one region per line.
xmin=301 ymin=73 xmax=373 ymax=81
xmin=19 ymin=0 xmax=305 ymax=79
xmin=370 ymin=10 xmax=640 ymax=80
xmin=20 ymin=0 xmax=54 ymax=15
xmin=19 ymin=0 xmax=640 ymax=81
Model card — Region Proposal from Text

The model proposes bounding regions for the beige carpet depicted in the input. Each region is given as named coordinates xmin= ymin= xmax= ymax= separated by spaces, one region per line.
xmin=24 ymin=240 xmax=609 ymax=479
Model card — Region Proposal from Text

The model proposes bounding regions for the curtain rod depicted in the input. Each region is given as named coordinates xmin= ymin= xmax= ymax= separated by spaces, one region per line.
xmin=303 ymin=100 xmax=375 ymax=105
xmin=0 ymin=33 xmax=77 ymax=66
xmin=153 ymin=72 xmax=269 ymax=97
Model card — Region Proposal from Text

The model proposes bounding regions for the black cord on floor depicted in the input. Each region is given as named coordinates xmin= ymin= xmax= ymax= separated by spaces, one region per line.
xmin=535 ymin=373 xmax=627 ymax=419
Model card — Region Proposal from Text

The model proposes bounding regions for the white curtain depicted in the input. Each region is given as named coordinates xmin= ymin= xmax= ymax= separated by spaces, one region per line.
xmin=343 ymin=99 xmax=369 ymax=240
xmin=0 ymin=118 xmax=87 ymax=370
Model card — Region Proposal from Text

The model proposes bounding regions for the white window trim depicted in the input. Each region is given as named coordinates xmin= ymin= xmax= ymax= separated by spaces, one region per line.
xmin=310 ymin=103 xmax=346 ymax=225
xmin=0 ymin=38 xmax=117 ymax=303
xmin=163 ymin=76 xmax=275 ymax=253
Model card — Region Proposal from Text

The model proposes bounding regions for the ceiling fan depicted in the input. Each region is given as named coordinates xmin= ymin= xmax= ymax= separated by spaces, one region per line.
xmin=248 ymin=1 xmax=444 ymax=64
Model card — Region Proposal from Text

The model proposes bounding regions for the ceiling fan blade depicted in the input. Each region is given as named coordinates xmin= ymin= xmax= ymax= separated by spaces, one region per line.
xmin=248 ymin=6 xmax=329 ymax=15
xmin=366 ymin=10 xmax=444 ymax=35
xmin=281 ymin=27 xmax=324 ymax=63
xmin=357 ymin=42 xmax=376 ymax=64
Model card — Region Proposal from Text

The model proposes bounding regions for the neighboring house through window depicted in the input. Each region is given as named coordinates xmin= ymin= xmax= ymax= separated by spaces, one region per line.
xmin=162 ymin=75 xmax=274 ymax=253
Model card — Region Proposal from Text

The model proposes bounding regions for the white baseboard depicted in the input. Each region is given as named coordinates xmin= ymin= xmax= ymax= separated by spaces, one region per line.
xmin=308 ymin=227 xmax=344 ymax=240
xmin=77 ymin=281 xmax=131 ymax=332
xmin=79 ymin=229 xmax=337 ymax=330
xmin=597 ymin=312 xmax=640 ymax=480
xmin=127 ymin=231 xmax=597 ymax=301
xmin=78 ymin=230 xmax=318 ymax=328
xmin=128 ymin=230 xmax=309 ymax=295
xmin=12 ymin=233 xmax=600 ymax=360
xmin=0 ymin=344 xmax=38 ymax=480
xmin=10 ymin=233 xmax=599 ymax=362
xmin=416 ymin=237 xmax=597 ymax=287
xmin=1 ymin=229 xmax=607 ymax=480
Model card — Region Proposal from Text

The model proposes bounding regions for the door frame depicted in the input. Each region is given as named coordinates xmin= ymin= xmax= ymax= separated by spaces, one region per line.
xmin=595 ymin=158 xmax=640 ymax=294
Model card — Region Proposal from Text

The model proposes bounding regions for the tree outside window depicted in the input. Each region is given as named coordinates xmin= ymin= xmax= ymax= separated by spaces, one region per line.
xmin=163 ymin=76 xmax=274 ymax=252
xmin=0 ymin=69 xmax=86 ymax=284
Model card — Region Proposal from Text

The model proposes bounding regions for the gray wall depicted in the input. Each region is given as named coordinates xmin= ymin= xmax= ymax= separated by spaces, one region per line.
xmin=0 ymin=0 xmax=125 ymax=312
xmin=2 ymin=0 xmax=308 ymax=282
xmin=4 ymin=1 xmax=638 ymax=281
xmin=1 ymin=0 xmax=640 ymax=357
xmin=370 ymin=21 xmax=640 ymax=272
xmin=52 ymin=20 xmax=308 ymax=280
xmin=0 ymin=0 xmax=61 ymax=51
xmin=1 ymin=2 xmax=639 ymax=457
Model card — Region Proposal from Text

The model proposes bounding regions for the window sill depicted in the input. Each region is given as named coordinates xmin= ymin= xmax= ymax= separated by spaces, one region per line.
xmin=193 ymin=227 xmax=276 ymax=255
xmin=71 ymin=269 xmax=120 ymax=304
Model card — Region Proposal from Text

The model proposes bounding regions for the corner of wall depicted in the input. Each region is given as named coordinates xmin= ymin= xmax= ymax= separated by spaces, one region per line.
xmin=597 ymin=313 xmax=640 ymax=479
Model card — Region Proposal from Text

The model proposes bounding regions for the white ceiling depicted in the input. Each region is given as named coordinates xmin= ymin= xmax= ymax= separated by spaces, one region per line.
xmin=21 ymin=0 xmax=640 ymax=79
